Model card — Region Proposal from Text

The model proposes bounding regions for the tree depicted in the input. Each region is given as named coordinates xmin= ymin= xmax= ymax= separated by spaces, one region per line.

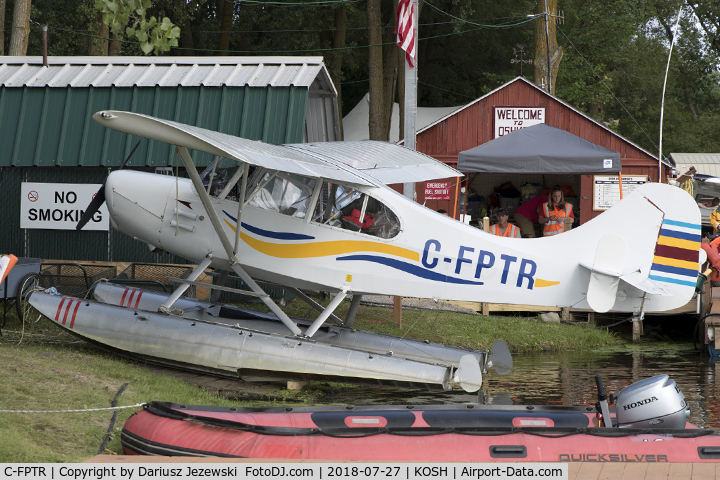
xmin=8 ymin=0 xmax=30 ymax=55
xmin=0 ymin=0 xmax=6 ymax=55
xmin=367 ymin=0 xmax=385 ymax=141
xmin=95 ymin=0 xmax=180 ymax=54
xmin=534 ymin=0 xmax=562 ymax=94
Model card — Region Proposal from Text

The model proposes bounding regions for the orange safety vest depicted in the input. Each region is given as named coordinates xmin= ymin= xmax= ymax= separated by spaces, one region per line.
xmin=490 ymin=224 xmax=520 ymax=238
xmin=542 ymin=203 xmax=572 ymax=236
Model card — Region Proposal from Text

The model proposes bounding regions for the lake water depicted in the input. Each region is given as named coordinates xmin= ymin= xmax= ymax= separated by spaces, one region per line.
xmin=318 ymin=340 xmax=720 ymax=430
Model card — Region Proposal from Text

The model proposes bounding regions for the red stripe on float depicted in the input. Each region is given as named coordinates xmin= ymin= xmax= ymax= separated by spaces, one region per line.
xmin=120 ymin=288 xmax=129 ymax=307
xmin=127 ymin=290 xmax=136 ymax=308
xmin=134 ymin=291 xmax=143 ymax=309
xmin=69 ymin=300 xmax=81 ymax=329
xmin=62 ymin=299 xmax=74 ymax=325
xmin=55 ymin=297 xmax=67 ymax=322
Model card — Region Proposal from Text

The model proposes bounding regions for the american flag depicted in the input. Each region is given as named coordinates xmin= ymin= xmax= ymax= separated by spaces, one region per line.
xmin=395 ymin=0 xmax=416 ymax=68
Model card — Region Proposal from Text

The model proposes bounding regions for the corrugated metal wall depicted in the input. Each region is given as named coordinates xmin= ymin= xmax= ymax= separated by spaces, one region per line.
xmin=0 ymin=84 xmax=309 ymax=262
xmin=0 ymin=85 xmax=308 ymax=168
xmin=1 ymin=166 xmax=190 ymax=263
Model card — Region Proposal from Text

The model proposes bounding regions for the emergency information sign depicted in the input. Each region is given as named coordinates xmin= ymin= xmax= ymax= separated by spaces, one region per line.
xmin=20 ymin=183 xmax=109 ymax=231
xmin=424 ymin=181 xmax=452 ymax=200
xmin=494 ymin=107 xmax=545 ymax=138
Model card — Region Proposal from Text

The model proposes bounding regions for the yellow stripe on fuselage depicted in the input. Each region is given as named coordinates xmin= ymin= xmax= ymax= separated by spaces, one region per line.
xmin=534 ymin=278 xmax=560 ymax=288
xmin=656 ymin=235 xmax=700 ymax=251
xmin=234 ymin=227 xmax=419 ymax=261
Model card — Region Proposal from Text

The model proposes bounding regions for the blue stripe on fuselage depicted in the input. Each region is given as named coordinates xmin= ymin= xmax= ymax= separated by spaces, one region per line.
xmin=337 ymin=254 xmax=485 ymax=285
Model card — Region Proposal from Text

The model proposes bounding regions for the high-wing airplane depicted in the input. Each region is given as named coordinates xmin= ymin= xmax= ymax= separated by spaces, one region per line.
xmin=85 ymin=111 xmax=700 ymax=316
xmin=26 ymin=110 xmax=701 ymax=391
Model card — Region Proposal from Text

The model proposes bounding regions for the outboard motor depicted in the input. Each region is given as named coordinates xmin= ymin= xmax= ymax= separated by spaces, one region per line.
xmin=615 ymin=374 xmax=690 ymax=429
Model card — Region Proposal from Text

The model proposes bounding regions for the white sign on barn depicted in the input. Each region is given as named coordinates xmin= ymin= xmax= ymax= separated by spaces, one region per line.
xmin=494 ymin=107 xmax=545 ymax=138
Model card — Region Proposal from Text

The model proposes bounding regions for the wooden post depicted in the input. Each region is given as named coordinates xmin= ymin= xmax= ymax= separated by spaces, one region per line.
xmin=632 ymin=317 xmax=643 ymax=342
xmin=483 ymin=216 xmax=490 ymax=232
xmin=393 ymin=296 xmax=402 ymax=327
xmin=587 ymin=312 xmax=595 ymax=326
xmin=287 ymin=380 xmax=308 ymax=390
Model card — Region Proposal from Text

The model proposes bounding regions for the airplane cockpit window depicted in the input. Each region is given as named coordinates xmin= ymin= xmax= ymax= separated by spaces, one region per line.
xmin=199 ymin=157 xmax=244 ymax=201
xmin=311 ymin=182 xmax=400 ymax=239
xmin=247 ymin=171 xmax=317 ymax=218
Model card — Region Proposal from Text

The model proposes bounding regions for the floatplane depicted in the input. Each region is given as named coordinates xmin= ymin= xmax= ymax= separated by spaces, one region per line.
xmin=27 ymin=110 xmax=701 ymax=392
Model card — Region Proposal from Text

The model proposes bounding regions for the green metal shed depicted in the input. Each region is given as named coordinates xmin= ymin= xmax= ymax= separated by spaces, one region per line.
xmin=0 ymin=56 xmax=339 ymax=263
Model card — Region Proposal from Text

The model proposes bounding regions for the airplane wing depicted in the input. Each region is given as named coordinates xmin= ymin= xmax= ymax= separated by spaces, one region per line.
xmin=93 ymin=111 xmax=461 ymax=186
xmin=286 ymin=141 xmax=463 ymax=185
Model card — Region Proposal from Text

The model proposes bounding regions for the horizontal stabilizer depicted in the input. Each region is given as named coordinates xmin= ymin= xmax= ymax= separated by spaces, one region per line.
xmin=620 ymin=271 xmax=671 ymax=296
xmin=585 ymin=234 xmax=626 ymax=313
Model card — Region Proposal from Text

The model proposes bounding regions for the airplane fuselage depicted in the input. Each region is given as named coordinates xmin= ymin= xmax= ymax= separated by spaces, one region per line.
xmin=106 ymin=170 xmax=699 ymax=313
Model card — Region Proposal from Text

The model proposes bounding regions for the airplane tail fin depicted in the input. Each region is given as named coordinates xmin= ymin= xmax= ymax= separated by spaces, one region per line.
xmin=577 ymin=183 xmax=700 ymax=313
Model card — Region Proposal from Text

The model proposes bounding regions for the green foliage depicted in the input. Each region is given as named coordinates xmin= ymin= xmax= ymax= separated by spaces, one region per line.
xmin=94 ymin=0 xmax=180 ymax=54
xmin=16 ymin=0 xmax=720 ymax=152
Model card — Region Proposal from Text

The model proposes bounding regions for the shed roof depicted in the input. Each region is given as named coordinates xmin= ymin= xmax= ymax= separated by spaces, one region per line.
xmin=669 ymin=153 xmax=720 ymax=178
xmin=0 ymin=56 xmax=340 ymax=167
xmin=0 ymin=56 xmax=335 ymax=92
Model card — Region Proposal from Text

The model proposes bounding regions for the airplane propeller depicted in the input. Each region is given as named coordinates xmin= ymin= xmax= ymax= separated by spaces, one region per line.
xmin=76 ymin=141 xmax=140 ymax=230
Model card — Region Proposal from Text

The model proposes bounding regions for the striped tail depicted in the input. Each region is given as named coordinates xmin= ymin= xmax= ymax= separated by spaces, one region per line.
xmin=649 ymin=218 xmax=701 ymax=288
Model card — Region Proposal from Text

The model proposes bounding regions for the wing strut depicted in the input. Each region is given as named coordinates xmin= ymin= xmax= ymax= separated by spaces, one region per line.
xmin=304 ymin=286 xmax=350 ymax=338
xmin=159 ymin=255 xmax=214 ymax=314
xmin=176 ymin=146 xmax=302 ymax=336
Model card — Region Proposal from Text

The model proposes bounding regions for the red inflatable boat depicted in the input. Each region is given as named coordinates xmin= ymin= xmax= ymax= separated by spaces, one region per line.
xmin=121 ymin=399 xmax=720 ymax=462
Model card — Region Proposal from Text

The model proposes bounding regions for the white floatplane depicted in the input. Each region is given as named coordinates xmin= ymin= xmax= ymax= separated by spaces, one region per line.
xmin=27 ymin=110 xmax=702 ymax=391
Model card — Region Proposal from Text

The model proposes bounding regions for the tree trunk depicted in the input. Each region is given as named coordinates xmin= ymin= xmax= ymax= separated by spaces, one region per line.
xmin=534 ymin=0 xmax=562 ymax=95
xmin=109 ymin=33 xmax=121 ymax=55
xmin=0 ymin=0 xmax=7 ymax=55
xmin=218 ymin=0 xmax=232 ymax=55
xmin=8 ymin=0 xmax=31 ymax=56
xmin=88 ymin=14 xmax=109 ymax=55
xmin=381 ymin=9 xmax=399 ymax=142
xmin=367 ymin=0 xmax=385 ymax=141
xmin=330 ymin=6 xmax=347 ymax=139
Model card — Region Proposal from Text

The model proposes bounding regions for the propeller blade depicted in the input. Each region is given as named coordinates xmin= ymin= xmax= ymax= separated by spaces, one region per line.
xmin=75 ymin=141 xmax=141 ymax=231
xmin=488 ymin=340 xmax=513 ymax=375
xmin=76 ymin=185 xmax=106 ymax=230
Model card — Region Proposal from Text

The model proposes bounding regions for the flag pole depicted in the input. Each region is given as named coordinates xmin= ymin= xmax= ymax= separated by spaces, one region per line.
xmin=400 ymin=0 xmax=418 ymax=201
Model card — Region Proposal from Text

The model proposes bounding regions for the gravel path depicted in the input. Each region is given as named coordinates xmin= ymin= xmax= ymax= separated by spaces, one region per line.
xmin=359 ymin=295 xmax=478 ymax=314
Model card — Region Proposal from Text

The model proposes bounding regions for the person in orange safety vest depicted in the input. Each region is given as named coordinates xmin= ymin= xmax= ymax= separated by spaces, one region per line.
xmin=539 ymin=186 xmax=573 ymax=236
xmin=490 ymin=208 xmax=521 ymax=238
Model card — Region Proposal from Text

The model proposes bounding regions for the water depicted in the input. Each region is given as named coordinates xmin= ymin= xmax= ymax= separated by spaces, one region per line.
xmin=318 ymin=341 xmax=720 ymax=429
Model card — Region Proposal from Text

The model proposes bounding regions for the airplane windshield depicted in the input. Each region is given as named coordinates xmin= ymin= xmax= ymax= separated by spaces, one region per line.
xmin=247 ymin=171 xmax=317 ymax=218
xmin=312 ymin=183 xmax=400 ymax=239
xmin=199 ymin=157 xmax=243 ymax=201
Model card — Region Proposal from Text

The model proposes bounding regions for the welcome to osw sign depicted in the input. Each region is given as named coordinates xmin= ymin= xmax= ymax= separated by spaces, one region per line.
xmin=494 ymin=107 xmax=545 ymax=138
xmin=20 ymin=183 xmax=109 ymax=230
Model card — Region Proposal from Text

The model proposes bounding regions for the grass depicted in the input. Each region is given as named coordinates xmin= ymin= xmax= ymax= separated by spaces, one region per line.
xmin=0 ymin=297 xmax=621 ymax=462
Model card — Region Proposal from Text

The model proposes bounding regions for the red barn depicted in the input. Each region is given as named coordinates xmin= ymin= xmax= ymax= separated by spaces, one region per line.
xmin=406 ymin=77 xmax=668 ymax=226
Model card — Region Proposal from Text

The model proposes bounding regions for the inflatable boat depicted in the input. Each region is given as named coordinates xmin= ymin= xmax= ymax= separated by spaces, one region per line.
xmin=121 ymin=375 xmax=720 ymax=462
